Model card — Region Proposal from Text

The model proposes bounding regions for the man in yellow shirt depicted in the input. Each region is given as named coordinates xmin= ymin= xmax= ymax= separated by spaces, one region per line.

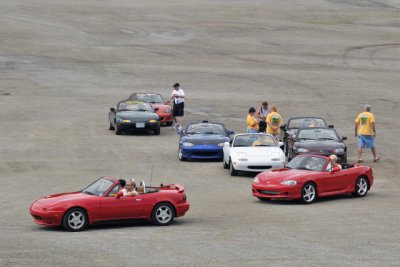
xmin=355 ymin=104 xmax=380 ymax=163
xmin=266 ymin=105 xmax=283 ymax=141
xmin=247 ymin=107 xmax=259 ymax=133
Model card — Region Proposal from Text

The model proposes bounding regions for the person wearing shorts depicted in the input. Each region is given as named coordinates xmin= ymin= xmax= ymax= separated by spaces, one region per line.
xmin=354 ymin=104 xmax=380 ymax=163
xmin=171 ymin=83 xmax=185 ymax=131
xmin=266 ymin=104 xmax=283 ymax=141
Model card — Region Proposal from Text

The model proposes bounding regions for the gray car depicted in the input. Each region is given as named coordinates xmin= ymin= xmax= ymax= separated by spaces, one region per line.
xmin=109 ymin=100 xmax=160 ymax=135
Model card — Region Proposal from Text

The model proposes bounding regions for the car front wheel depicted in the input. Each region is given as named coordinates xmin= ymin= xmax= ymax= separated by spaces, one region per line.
xmin=62 ymin=208 xmax=88 ymax=232
xmin=151 ymin=203 xmax=175 ymax=226
xmin=353 ymin=176 xmax=369 ymax=197
xmin=301 ymin=182 xmax=317 ymax=204
xmin=229 ymin=160 xmax=238 ymax=176
xmin=223 ymin=156 xmax=229 ymax=169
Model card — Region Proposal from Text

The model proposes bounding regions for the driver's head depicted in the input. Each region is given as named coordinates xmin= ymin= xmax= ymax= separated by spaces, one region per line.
xmin=126 ymin=178 xmax=136 ymax=189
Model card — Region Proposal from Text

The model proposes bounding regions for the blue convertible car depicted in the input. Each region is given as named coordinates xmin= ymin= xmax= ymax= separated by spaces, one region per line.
xmin=178 ymin=121 xmax=234 ymax=161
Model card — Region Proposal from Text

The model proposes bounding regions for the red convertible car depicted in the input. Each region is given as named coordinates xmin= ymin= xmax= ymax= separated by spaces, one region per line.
xmin=30 ymin=177 xmax=190 ymax=231
xmin=252 ymin=155 xmax=374 ymax=204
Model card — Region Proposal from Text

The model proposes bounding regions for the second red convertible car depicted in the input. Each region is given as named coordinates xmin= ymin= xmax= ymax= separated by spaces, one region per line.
xmin=30 ymin=177 xmax=190 ymax=231
xmin=252 ymin=155 xmax=373 ymax=204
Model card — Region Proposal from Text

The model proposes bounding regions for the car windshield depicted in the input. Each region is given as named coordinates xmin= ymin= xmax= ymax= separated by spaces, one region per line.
xmin=118 ymin=101 xmax=152 ymax=112
xmin=287 ymin=156 xmax=327 ymax=172
xmin=186 ymin=123 xmax=226 ymax=135
xmin=297 ymin=128 xmax=339 ymax=141
xmin=288 ymin=118 xmax=327 ymax=129
xmin=130 ymin=93 xmax=164 ymax=103
xmin=233 ymin=134 xmax=276 ymax=147
xmin=81 ymin=178 xmax=114 ymax=196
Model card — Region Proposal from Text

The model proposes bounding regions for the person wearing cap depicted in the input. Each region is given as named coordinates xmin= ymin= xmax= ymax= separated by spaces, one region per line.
xmin=121 ymin=178 xmax=138 ymax=196
xmin=171 ymin=83 xmax=185 ymax=131
xmin=255 ymin=101 xmax=270 ymax=133
xmin=265 ymin=104 xmax=283 ymax=141
xmin=329 ymin=155 xmax=342 ymax=170
xmin=354 ymin=104 xmax=380 ymax=163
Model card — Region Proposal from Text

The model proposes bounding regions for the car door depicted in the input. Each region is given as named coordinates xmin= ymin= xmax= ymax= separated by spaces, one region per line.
xmin=100 ymin=186 xmax=144 ymax=220
xmin=322 ymin=162 xmax=349 ymax=193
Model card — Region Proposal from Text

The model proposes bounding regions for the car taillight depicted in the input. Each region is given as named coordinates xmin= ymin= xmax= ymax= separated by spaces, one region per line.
xmin=183 ymin=193 xmax=187 ymax=201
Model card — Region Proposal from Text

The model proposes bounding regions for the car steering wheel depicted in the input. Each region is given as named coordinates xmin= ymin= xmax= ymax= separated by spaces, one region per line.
xmin=140 ymin=181 xmax=146 ymax=193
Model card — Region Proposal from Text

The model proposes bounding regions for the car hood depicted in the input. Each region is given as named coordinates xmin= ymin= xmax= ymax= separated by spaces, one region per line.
xmin=182 ymin=134 xmax=228 ymax=145
xmin=258 ymin=168 xmax=315 ymax=184
xmin=116 ymin=111 xmax=159 ymax=120
xmin=296 ymin=140 xmax=344 ymax=151
xmin=31 ymin=192 xmax=92 ymax=208
xmin=232 ymin=147 xmax=284 ymax=160
xmin=150 ymin=103 xmax=170 ymax=109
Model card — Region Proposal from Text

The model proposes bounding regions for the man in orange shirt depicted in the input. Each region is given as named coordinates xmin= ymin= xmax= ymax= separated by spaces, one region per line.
xmin=266 ymin=105 xmax=283 ymax=141
xmin=354 ymin=105 xmax=380 ymax=163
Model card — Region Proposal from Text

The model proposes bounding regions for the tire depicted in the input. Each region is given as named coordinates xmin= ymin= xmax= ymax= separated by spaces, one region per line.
xmin=257 ymin=197 xmax=271 ymax=201
xmin=115 ymin=125 xmax=122 ymax=135
xmin=151 ymin=202 xmax=175 ymax=226
xmin=62 ymin=208 xmax=88 ymax=232
xmin=154 ymin=126 xmax=160 ymax=135
xmin=178 ymin=147 xmax=187 ymax=161
xmin=229 ymin=160 xmax=238 ymax=176
xmin=353 ymin=176 xmax=369 ymax=197
xmin=109 ymin=122 xmax=115 ymax=130
xmin=223 ymin=156 xmax=229 ymax=169
xmin=166 ymin=121 xmax=173 ymax=126
xmin=301 ymin=182 xmax=317 ymax=204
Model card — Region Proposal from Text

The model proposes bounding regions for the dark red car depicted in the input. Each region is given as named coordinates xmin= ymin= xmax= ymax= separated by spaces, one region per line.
xmin=128 ymin=93 xmax=173 ymax=126
xmin=30 ymin=177 xmax=190 ymax=231
xmin=252 ymin=155 xmax=373 ymax=204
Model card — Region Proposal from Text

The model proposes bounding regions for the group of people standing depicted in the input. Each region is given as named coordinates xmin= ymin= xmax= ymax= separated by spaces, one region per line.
xmin=247 ymin=102 xmax=380 ymax=163
xmin=247 ymin=101 xmax=283 ymax=141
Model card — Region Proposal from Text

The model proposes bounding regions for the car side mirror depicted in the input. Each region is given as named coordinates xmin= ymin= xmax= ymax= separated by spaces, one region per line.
xmin=165 ymin=100 xmax=170 ymax=105
xmin=332 ymin=167 xmax=341 ymax=172
xmin=328 ymin=124 xmax=334 ymax=128
xmin=116 ymin=191 xmax=123 ymax=199
xmin=341 ymin=136 xmax=347 ymax=141
xmin=110 ymin=107 xmax=116 ymax=112
xmin=280 ymin=124 xmax=286 ymax=129
xmin=228 ymin=130 xmax=235 ymax=135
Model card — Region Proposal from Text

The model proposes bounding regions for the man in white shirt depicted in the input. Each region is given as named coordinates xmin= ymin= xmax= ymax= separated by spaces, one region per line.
xmin=121 ymin=179 xmax=138 ymax=196
xmin=171 ymin=83 xmax=185 ymax=131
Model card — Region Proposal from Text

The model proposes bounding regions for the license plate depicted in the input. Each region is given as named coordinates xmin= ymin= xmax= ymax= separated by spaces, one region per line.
xmin=136 ymin=123 xmax=145 ymax=128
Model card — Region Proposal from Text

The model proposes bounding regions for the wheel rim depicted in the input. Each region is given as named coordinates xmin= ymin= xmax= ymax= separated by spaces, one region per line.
xmin=302 ymin=184 xmax=316 ymax=202
xmin=357 ymin=178 xmax=368 ymax=195
xmin=156 ymin=206 xmax=172 ymax=223
xmin=68 ymin=211 xmax=85 ymax=230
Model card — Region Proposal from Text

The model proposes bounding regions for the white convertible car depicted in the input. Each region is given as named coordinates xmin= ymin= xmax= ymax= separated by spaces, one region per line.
xmin=223 ymin=133 xmax=285 ymax=176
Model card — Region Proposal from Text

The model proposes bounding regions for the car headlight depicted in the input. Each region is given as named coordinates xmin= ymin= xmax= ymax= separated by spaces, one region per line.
xmin=116 ymin=117 xmax=124 ymax=123
xmin=253 ymin=177 xmax=259 ymax=183
xmin=333 ymin=148 xmax=344 ymax=154
xmin=149 ymin=119 xmax=157 ymax=123
xmin=296 ymin=148 xmax=309 ymax=153
xmin=281 ymin=180 xmax=297 ymax=186
xmin=164 ymin=108 xmax=171 ymax=113
xmin=183 ymin=142 xmax=194 ymax=147
xmin=218 ymin=143 xmax=225 ymax=147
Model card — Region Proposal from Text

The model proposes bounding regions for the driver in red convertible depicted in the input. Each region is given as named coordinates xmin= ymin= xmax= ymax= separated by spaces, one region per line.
xmin=120 ymin=178 xmax=139 ymax=196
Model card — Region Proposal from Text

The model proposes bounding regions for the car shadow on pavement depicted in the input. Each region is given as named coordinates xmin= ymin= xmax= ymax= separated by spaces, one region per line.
xmin=254 ymin=192 xmax=377 ymax=206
